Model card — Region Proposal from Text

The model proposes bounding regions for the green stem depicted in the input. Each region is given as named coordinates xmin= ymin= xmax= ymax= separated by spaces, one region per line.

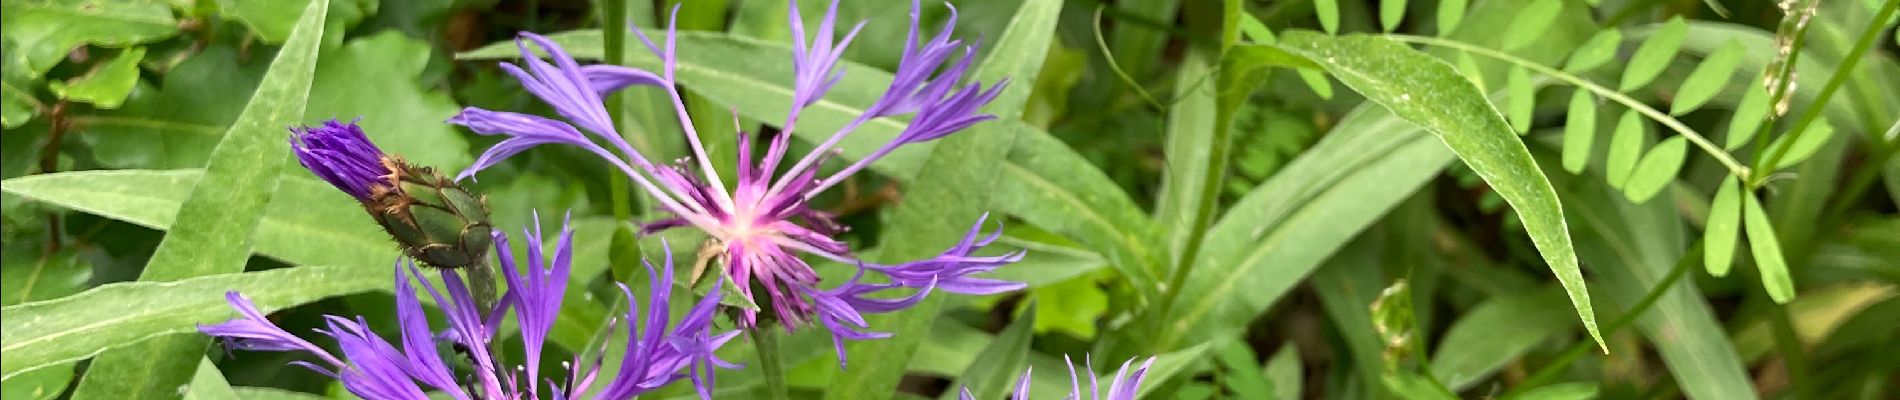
xmin=1745 ymin=0 xmax=1819 ymax=186
xmin=750 ymin=326 xmax=791 ymax=400
xmin=1510 ymin=240 xmax=1700 ymax=395
xmin=602 ymin=0 xmax=634 ymax=222
xmin=1821 ymin=120 xmax=1900 ymax=224
xmin=1768 ymin=303 xmax=1810 ymax=397
xmin=1750 ymin=0 xmax=1899 ymax=186
xmin=464 ymin=257 xmax=500 ymax=317
xmin=1384 ymin=34 xmax=1752 ymax=179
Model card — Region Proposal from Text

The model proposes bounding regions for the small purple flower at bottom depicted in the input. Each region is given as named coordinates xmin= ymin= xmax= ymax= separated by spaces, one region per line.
xmin=199 ymin=216 xmax=739 ymax=400
xmin=957 ymin=356 xmax=1158 ymax=400
xmin=449 ymin=0 xmax=1023 ymax=367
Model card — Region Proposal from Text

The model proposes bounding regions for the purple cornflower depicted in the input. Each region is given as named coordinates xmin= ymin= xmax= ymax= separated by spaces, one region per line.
xmin=957 ymin=356 xmax=1158 ymax=400
xmin=290 ymin=119 xmax=390 ymax=201
xmin=199 ymin=216 xmax=739 ymax=400
xmin=450 ymin=0 xmax=1023 ymax=364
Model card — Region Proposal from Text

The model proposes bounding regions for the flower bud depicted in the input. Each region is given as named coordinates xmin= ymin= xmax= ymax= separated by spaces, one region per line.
xmin=291 ymin=119 xmax=493 ymax=269
xmin=366 ymin=159 xmax=494 ymax=269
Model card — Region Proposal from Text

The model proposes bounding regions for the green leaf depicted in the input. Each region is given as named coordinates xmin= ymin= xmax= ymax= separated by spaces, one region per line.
xmin=1743 ymin=194 xmax=1795 ymax=304
xmin=1562 ymin=90 xmax=1596 ymax=174
xmin=1155 ymin=48 xmax=1220 ymax=268
xmin=1507 ymin=66 xmax=1534 ymax=133
xmin=1263 ymin=345 xmax=1302 ymax=400
xmin=218 ymin=0 xmax=375 ymax=44
xmin=1767 ymin=119 xmax=1835 ymax=170
xmin=1563 ymin=28 xmax=1622 ymax=73
xmin=229 ymin=387 xmax=329 ymax=400
xmin=1508 ymin=382 xmax=1599 ymax=400
xmin=1704 ymin=177 xmax=1742 ymax=277
xmin=824 ymin=0 xmax=1060 ymax=397
xmin=1380 ymin=0 xmax=1406 ymax=32
xmin=1383 ymin=372 xmax=1456 ymax=400
xmin=1454 ymin=51 xmax=1484 ymax=92
xmin=1315 ymin=0 xmax=1339 ymax=34
xmin=1272 ymin=31 xmax=1601 ymax=349
xmin=1 ymin=45 xmax=42 ymax=127
xmin=306 ymin=31 xmax=470 ymax=168
xmin=939 ymin=307 xmax=1034 ymax=400
xmin=1623 ymin=136 xmax=1687 ymax=203
xmin=1501 ymin=0 xmax=1564 ymax=50
xmin=0 ymin=0 xmax=179 ymax=78
xmin=1724 ymin=79 xmax=1769 ymax=150
xmin=1548 ymin=158 xmax=1758 ymax=400
xmin=0 ymin=361 xmax=70 ymax=400
xmin=1213 ymin=343 xmax=1272 ymax=399
xmin=1298 ymin=69 xmax=1335 ymax=99
xmin=1619 ymin=17 xmax=1687 ymax=91
xmin=74 ymin=44 xmax=266 ymax=169
xmin=1024 ymin=273 xmax=1108 ymax=337
xmin=183 ymin=358 xmax=238 ymax=400
xmin=1 ymin=242 xmax=92 ymax=306
xmin=1670 ymin=39 xmax=1744 ymax=115
xmin=0 ymin=264 xmax=385 ymax=380
xmin=1151 ymin=102 xmax=1454 ymax=354
xmin=1430 ymin=288 xmax=1572 ymax=391
xmin=1606 ymin=110 xmax=1645 ymax=189
xmin=69 ymin=0 xmax=326 ymax=397
xmin=1437 ymin=0 xmax=1467 ymax=35
xmin=47 ymin=47 xmax=144 ymax=109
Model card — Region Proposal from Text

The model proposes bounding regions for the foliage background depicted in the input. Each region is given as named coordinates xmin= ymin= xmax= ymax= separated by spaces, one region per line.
xmin=2 ymin=0 xmax=1897 ymax=399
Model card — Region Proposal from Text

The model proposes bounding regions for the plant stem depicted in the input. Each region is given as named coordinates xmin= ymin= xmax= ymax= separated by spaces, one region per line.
xmin=1750 ymin=0 xmax=1899 ymax=186
xmin=602 ymin=0 xmax=635 ymax=222
xmin=464 ymin=256 xmax=501 ymax=317
xmin=750 ymin=326 xmax=791 ymax=400
xmin=1744 ymin=0 xmax=1820 ymax=186
xmin=1384 ymin=34 xmax=1752 ymax=179
xmin=1510 ymin=240 xmax=1700 ymax=395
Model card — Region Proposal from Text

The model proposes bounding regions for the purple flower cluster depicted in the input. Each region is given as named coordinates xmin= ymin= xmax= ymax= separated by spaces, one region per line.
xmin=290 ymin=119 xmax=388 ymax=201
xmin=451 ymin=0 xmax=1024 ymax=363
xmin=956 ymin=356 xmax=1158 ymax=400
xmin=199 ymin=216 xmax=737 ymax=400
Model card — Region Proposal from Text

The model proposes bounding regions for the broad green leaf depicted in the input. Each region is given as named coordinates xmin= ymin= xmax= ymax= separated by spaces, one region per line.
xmin=1 ymin=242 xmax=92 ymax=306
xmin=461 ymin=30 xmax=1167 ymax=303
xmin=1264 ymin=345 xmax=1302 ymax=400
xmin=1507 ymin=66 xmax=1534 ymax=133
xmin=939 ymin=307 xmax=1034 ymax=400
xmin=1620 ymin=17 xmax=1688 ymax=91
xmin=1272 ymin=31 xmax=1601 ymax=349
xmin=218 ymin=0 xmax=376 ymax=44
xmin=1151 ymin=102 xmax=1454 ymax=356
xmin=1501 ymin=0 xmax=1564 ymax=50
xmin=1670 ymin=39 xmax=1745 ymax=115
xmin=1437 ymin=0 xmax=1467 ymax=35
xmin=1214 ymin=343 xmax=1272 ymax=399
xmin=1743 ymin=194 xmax=1795 ymax=304
xmin=1767 ymin=119 xmax=1835 ymax=169
xmin=75 ymin=44 xmax=267 ymax=169
xmin=0 ymin=0 xmax=179 ymax=78
xmin=306 ymin=31 xmax=471 ymax=168
xmin=1705 ymin=177 xmax=1742 ymax=276
xmin=183 ymin=358 xmax=238 ymax=400
xmin=71 ymin=1 xmax=325 ymax=396
xmin=1549 ymin=156 xmax=1757 ymax=400
xmin=1562 ymin=28 xmax=1621 ymax=72
xmin=1623 ymin=136 xmax=1687 ymax=203
xmin=1315 ymin=0 xmax=1339 ymax=34
xmin=1606 ymin=110 xmax=1645 ymax=188
xmin=1 ymin=45 xmax=40 ymax=127
xmin=825 ymin=0 xmax=1060 ymax=397
xmin=0 ymin=362 xmax=70 ymax=400
xmin=48 ymin=47 xmax=144 ymax=108
xmin=1380 ymin=0 xmax=1406 ymax=32
xmin=1430 ymin=288 xmax=1571 ymax=391
xmin=1725 ymin=77 xmax=1770 ymax=150
xmin=1562 ymin=90 xmax=1596 ymax=174
xmin=1298 ymin=69 xmax=1335 ymax=99
xmin=1384 ymin=372 xmax=1456 ymax=400
xmin=1022 ymin=271 xmax=1108 ymax=337
xmin=1508 ymin=382 xmax=1599 ymax=400
xmin=1155 ymin=48 xmax=1219 ymax=269
xmin=0 ymin=264 xmax=385 ymax=380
